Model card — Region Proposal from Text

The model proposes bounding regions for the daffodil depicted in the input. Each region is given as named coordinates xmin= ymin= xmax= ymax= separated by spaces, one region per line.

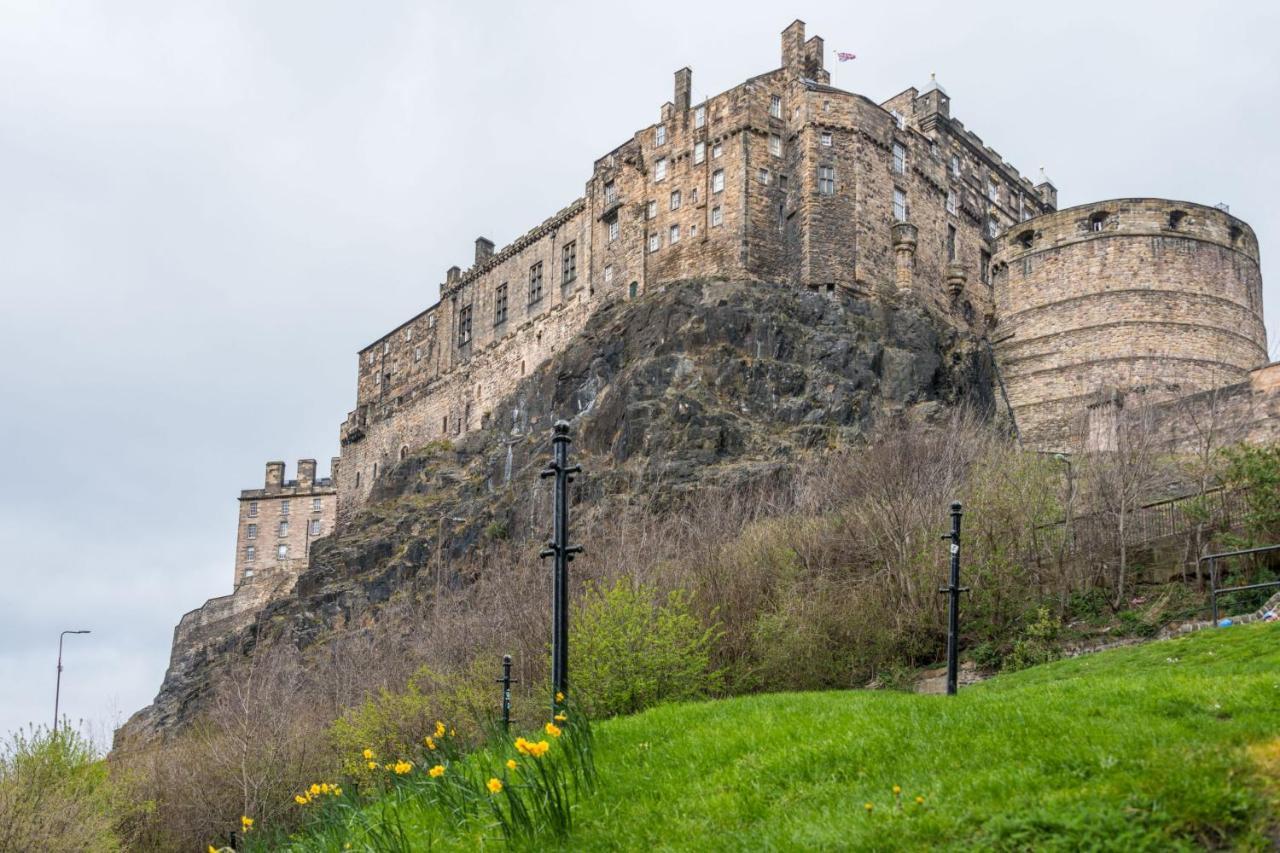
xmin=367 ymin=760 xmax=378 ymax=770
xmin=393 ymin=760 xmax=413 ymax=775
xmin=514 ymin=737 xmax=531 ymax=756
xmin=429 ymin=764 xmax=445 ymax=778
xmin=545 ymin=722 xmax=562 ymax=738
xmin=434 ymin=721 xmax=446 ymax=739
xmin=295 ymin=794 xmax=309 ymax=805
xmin=527 ymin=739 xmax=550 ymax=758
xmin=363 ymin=748 xmax=374 ymax=760
xmin=487 ymin=777 xmax=503 ymax=794
xmin=915 ymin=795 xmax=925 ymax=805
xmin=506 ymin=758 xmax=518 ymax=771
xmin=554 ymin=712 xmax=568 ymax=722
xmin=892 ymin=785 xmax=902 ymax=795
xmin=309 ymin=783 xmax=322 ymax=796
xmin=555 ymin=691 xmax=565 ymax=703
xmin=863 ymin=803 xmax=873 ymax=812
xmin=240 ymin=815 xmax=254 ymax=832
xmin=425 ymin=736 xmax=436 ymax=750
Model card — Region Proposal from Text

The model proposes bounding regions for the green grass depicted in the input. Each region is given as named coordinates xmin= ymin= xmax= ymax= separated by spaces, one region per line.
xmin=284 ymin=623 xmax=1280 ymax=851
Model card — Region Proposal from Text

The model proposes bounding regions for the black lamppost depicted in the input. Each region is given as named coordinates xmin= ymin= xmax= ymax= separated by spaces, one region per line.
xmin=54 ymin=629 xmax=91 ymax=735
xmin=939 ymin=503 xmax=966 ymax=696
xmin=540 ymin=421 xmax=583 ymax=712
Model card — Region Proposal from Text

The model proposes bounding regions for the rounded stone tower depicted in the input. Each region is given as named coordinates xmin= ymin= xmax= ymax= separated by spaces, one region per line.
xmin=991 ymin=198 xmax=1267 ymax=449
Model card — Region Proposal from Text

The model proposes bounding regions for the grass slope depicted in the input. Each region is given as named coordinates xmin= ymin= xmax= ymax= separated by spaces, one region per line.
xmin=296 ymin=623 xmax=1280 ymax=851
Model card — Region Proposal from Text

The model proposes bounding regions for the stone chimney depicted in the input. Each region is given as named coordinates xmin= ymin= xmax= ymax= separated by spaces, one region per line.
xmin=446 ymin=265 xmax=461 ymax=287
xmin=674 ymin=67 xmax=692 ymax=113
xmin=474 ymin=237 xmax=494 ymax=265
xmin=297 ymin=459 xmax=316 ymax=488
xmin=265 ymin=461 xmax=285 ymax=492
xmin=802 ymin=35 xmax=826 ymax=82
xmin=1035 ymin=168 xmax=1057 ymax=210
xmin=781 ymin=20 xmax=806 ymax=74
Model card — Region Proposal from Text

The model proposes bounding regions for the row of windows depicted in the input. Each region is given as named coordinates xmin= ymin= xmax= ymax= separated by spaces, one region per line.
xmin=243 ymin=543 xmax=291 ymax=562
xmin=646 ymin=207 xmax=723 ymax=253
xmin=244 ymin=518 xmax=323 ymax=540
xmin=246 ymin=498 xmax=323 ymax=518
xmin=455 ymin=243 xmax=578 ymax=347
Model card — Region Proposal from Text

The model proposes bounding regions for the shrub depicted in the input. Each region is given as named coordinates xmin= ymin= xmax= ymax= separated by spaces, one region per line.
xmin=1221 ymin=443 xmax=1280 ymax=543
xmin=1004 ymin=607 xmax=1063 ymax=672
xmin=570 ymin=579 xmax=722 ymax=718
xmin=0 ymin=725 xmax=122 ymax=852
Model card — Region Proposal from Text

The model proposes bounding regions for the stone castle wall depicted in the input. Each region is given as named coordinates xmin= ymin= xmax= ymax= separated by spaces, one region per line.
xmin=992 ymin=199 xmax=1268 ymax=450
xmin=233 ymin=459 xmax=338 ymax=589
xmin=335 ymin=20 xmax=1057 ymax=523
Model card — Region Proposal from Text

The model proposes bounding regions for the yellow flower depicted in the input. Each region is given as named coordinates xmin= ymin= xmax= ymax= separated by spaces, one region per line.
xmin=915 ymin=795 xmax=925 ymax=805
xmin=449 ymin=727 xmax=456 ymax=737
xmin=892 ymin=785 xmax=902 ymax=796
xmin=434 ymin=721 xmax=446 ymax=738
xmin=393 ymin=760 xmax=413 ymax=775
xmin=514 ymin=737 xmax=531 ymax=756
xmin=429 ymin=764 xmax=445 ymax=778
xmin=545 ymin=722 xmax=562 ymax=738
xmin=309 ymin=783 xmax=322 ymax=796
xmin=425 ymin=736 xmax=436 ymax=750
xmin=527 ymin=740 xmax=550 ymax=758
xmin=506 ymin=758 xmax=518 ymax=771
xmin=240 ymin=815 xmax=254 ymax=832
xmin=362 ymin=748 xmax=374 ymax=760
xmin=554 ymin=712 xmax=568 ymax=722
xmin=863 ymin=803 xmax=874 ymax=812
xmin=367 ymin=761 xmax=378 ymax=770
xmin=487 ymin=777 xmax=503 ymax=794
xmin=555 ymin=691 xmax=565 ymax=703
xmin=334 ymin=787 xmax=343 ymax=797
xmin=295 ymin=794 xmax=309 ymax=805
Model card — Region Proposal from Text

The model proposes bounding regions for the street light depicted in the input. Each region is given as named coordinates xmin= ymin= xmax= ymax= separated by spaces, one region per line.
xmin=54 ymin=630 xmax=91 ymax=736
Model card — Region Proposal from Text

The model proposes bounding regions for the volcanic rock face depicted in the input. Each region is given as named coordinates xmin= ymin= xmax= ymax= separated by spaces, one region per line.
xmin=120 ymin=280 xmax=997 ymax=742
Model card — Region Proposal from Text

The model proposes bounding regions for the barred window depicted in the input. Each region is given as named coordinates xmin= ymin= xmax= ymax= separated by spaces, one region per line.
xmin=528 ymin=261 xmax=544 ymax=303
xmin=561 ymin=241 xmax=577 ymax=284
xmin=494 ymin=283 xmax=508 ymax=325
xmin=280 ymin=500 xmax=290 ymax=516
xmin=818 ymin=165 xmax=835 ymax=196
xmin=458 ymin=305 xmax=472 ymax=345
xmin=947 ymin=225 xmax=957 ymax=261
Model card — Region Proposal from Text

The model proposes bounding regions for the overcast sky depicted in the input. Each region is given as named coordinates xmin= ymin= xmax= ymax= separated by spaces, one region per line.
xmin=1 ymin=1 xmax=1277 ymax=742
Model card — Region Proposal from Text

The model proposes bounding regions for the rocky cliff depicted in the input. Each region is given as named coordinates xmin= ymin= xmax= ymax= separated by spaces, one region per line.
xmin=120 ymin=279 xmax=999 ymax=741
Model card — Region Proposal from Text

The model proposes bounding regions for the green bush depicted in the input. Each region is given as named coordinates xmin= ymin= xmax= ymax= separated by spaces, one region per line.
xmin=570 ymin=579 xmax=722 ymax=718
xmin=1004 ymin=606 xmax=1063 ymax=672
xmin=1222 ymin=443 xmax=1280 ymax=543
xmin=0 ymin=725 xmax=122 ymax=851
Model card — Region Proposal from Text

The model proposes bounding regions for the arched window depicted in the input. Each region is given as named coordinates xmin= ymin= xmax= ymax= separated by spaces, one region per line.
xmin=1016 ymin=229 xmax=1035 ymax=249
xmin=1088 ymin=211 xmax=1108 ymax=232
xmin=1168 ymin=210 xmax=1187 ymax=230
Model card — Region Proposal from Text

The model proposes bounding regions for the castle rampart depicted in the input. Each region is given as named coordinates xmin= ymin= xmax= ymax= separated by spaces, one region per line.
xmin=233 ymin=459 xmax=338 ymax=592
xmin=335 ymin=20 xmax=1054 ymax=522
xmin=992 ymin=199 xmax=1267 ymax=449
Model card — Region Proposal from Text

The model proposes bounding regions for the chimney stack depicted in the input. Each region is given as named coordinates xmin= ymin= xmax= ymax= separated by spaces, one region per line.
xmin=297 ymin=459 xmax=316 ymax=488
xmin=265 ymin=461 xmax=285 ymax=492
xmin=781 ymin=20 xmax=806 ymax=73
xmin=674 ymin=67 xmax=692 ymax=113
xmin=475 ymin=236 xmax=494 ymax=265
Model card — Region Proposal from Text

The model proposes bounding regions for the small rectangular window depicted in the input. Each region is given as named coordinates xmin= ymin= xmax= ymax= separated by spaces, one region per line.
xmin=987 ymin=180 xmax=999 ymax=203
xmin=818 ymin=165 xmax=835 ymax=195
xmin=712 ymin=142 xmax=723 ymax=159
xmin=950 ymin=155 xmax=960 ymax=177
xmin=457 ymin=304 xmax=472 ymax=345
xmin=892 ymin=142 xmax=906 ymax=175
xmin=694 ymin=106 xmax=705 ymax=128
xmin=670 ymin=190 xmax=681 ymax=211
xmin=248 ymin=501 xmax=258 ymax=518
xmin=280 ymin=500 xmax=290 ymax=516
xmin=669 ymin=224 xmax=680 ymax=244
xmin=309 ymin=518 xmax=321 ymax=536
xmin=561 ymin=241 xmax=577 ymax=284
xmin=648 ymin=232 xmax=660 ymax=253
xmin=414 ymin=346 xmax=422 ymax=362
xmin=820 ymin=131 xmax=832 ymax=147
xmin=711 ymin=206 xmax=723 ymax=226
xmin=769 ymin=134 xmax=782 ymax=157
xmin=893 ymin=188 xmax=907 ymax=221
xmin=981 ymin=249 xmax=992 ymax=284
xmin=947 ymin=225 xmax=957 ymax=261
xmin=247 ymin=523 xmax=257 ymax=540
xmin=654 ymin=158 xmax=667 ymax=182
xmin=655 ymin=124 xmax=666 ymax=145
xmin=758 ymin=168 xmax=770 ymax=185
xmin=278 ymin=520 xmax=289 ymax=537
xmin=946 ymin=190 xmax=958 ymax=215
xmin=528 ymin=261 xmax=544 ymax=303
xmin=245 ymin=545 xmax=256 ymax=561
xmin=690 ymin=187 xmax=698 ymax=204
xmin=604 ymin=264 xmax=613 ymax=283
xmin=891 ymin=109 xmax=905 ymax=129
xmin=646 ymin=200 xmax=657 ymax=219
xmin=603 ymin=180 xmax=617 ymax=204
xmin=608 ymin=219 xmax=619 ymax=242
xmin=769 ymin=95 xmax=782 ymax=118
xmin=277 ymin=544 xmax=288 ymax=560
xmin=712 ymin=169 xmax=724 ymax=193
xmin=693 ymin=141 xmax=705 ymax=164
xmin=494 ymin=283 xmax=508 ymax=325
xmin=987 ymin=216 xmax=999 ymax=238
xmin=311 ymin=497 xmax=322 ymax=512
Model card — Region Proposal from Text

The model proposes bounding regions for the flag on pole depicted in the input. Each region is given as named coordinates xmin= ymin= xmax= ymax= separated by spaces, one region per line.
xmin=836 ymin=51 xmax=857 ymax=62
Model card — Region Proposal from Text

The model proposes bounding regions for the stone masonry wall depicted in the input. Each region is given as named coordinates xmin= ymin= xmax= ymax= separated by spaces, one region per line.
xmin=993 ymin=199 xmax=1267 ymax=450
